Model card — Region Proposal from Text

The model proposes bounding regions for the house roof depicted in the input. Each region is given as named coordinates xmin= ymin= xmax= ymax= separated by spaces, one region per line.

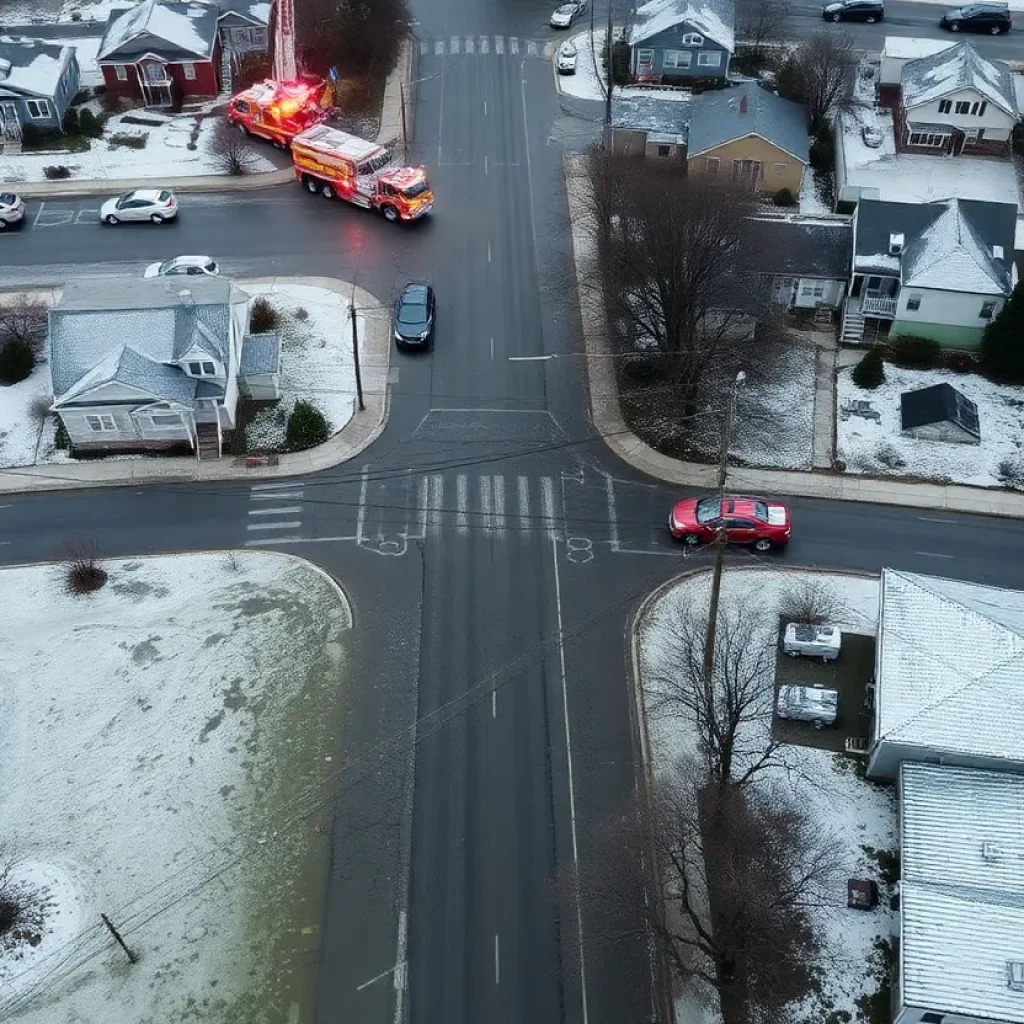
xmin=875 ymin=568 xmax=1024 ymax=764
xmin=0 ymin=36 xmax=74 ymax=98
xmin=899 ymin=762 xmax=1024 ymax=1024
xmin=628 ymin=0 xmax=735 ymax=51
xmin=853 ymin=197 xmax=1015 ymax=293
xmin=50 ymin=277 xmax=239 ymax=404
xmin=98 ymin=0 xmax=219 ymax=62
xmin=611 ymin=94 xmax=691 ymax=143
xmin=900 ymin=382 xmax=980 ymax=438
xmin=748 ymin=217 xmax=852 ymax=279
xmin=686 ymin=83 xmax=808 ymax=163
xmin=240 ymin=332 xmax=281 ymax=375
xmin=216 ymin=0 xmax=270 ymax=24
xmin=901 ymin=40 xmax=1016 ymax=117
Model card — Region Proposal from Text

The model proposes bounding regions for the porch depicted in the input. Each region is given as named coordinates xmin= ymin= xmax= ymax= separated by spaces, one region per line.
xmin=841 ymin=274 xmax=899 ymax=341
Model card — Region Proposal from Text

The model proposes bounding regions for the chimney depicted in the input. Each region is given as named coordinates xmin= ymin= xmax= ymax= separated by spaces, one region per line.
xmin=888 ymin=233 xmax=904 ymax=256
xmin=993 ymin=244 xmax=1004 ymax=260
xmin=739 ymin=92 xmax=748 ymax=115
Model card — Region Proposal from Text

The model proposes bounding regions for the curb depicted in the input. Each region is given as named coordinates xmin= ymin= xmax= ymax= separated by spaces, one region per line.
xmin=0 ymin=275 xmax=390 ymax=495
xmin=562 ymin=151 xmax=1024 ymax=520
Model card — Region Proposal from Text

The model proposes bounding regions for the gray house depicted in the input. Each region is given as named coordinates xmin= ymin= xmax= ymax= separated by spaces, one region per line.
xmin=0 ymin=37 xmax=80 ymax=146
xmin=610 ymin=94 xmax=690 ymax=158
xmin=628 ymin=0 xmax=734 ymax=86
xmin=216 ymin=0 xmax=270 ymax=91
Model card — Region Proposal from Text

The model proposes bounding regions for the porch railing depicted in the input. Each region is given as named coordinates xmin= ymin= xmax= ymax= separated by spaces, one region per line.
xmin=861 ymin=294 xmax=897 ymax=317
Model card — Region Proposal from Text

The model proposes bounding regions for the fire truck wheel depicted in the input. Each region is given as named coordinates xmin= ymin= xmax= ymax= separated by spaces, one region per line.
xmin=321 ymin=184 xmax=335 ymax=200
xmin=382 ymin=205 xmax=399 ymax=222
xmin=304 ymin=176 xmax=319 ymax=194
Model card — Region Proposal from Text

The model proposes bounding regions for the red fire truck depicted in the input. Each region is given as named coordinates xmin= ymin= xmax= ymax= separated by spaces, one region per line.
xmin=290 ymin=124 xmax=434 ymax=222
xmin=227 ymin=78 xmax=333 ymax=147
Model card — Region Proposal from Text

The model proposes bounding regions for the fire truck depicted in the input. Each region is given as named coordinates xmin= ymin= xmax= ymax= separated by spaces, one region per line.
xmin=227 ymin=78 xmax=333 ymax=147
xmin=290 ymin=124 xmax=434 ymax=222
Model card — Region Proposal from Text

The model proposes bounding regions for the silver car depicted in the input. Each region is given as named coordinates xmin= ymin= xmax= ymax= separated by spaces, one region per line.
xmin=550 ymin=1 xmax=586 ymax=27
xmin=144 ymin=255 xmax=219 ymax=278
xmin=101 ymin=188 xmax=178 ymax=225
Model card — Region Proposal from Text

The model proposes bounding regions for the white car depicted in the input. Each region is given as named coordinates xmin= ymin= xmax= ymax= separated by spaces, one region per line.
xmin=550 ymin=1 xmax=586 ymax=27
xmin=144 ymin=255 xmax=219 ymax=278
xmin=557 ymin=40 xmax=578 ymax=73
xmin=101 ymin=188 xmax=178 ymax=225
xmin=0 ymin=191 xmax=25 ymax=230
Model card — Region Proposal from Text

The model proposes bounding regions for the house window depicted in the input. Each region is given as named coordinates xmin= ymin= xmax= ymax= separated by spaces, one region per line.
xmin=800 ymin=281 xmax=825 ymax=298
xmin=772 ymin=161 xmax=787 ymax=176
xmin=86 ymin=414 xmax=117 ymax=432
xmin=732 ymin=159 xmax=760 ymax=183
xmin=978 ymin=101 xmax=987 ymax=116
xmin=696 ymin=51 xmax=721 ymax=67
xmin=636 ymin=48 xmax=654 ymax=68
xmin=705 ymin=156 xmax=720 ymax=173
xmin=938 ymin=99 xmax=952 ymax=114
xmin=188 ymin=360 xmax=218 ymax=376
xmin=25 ymin=98 xmax=50 ymax=120
xmin=663 ymin=49 xmax=692 ymax=68
xmin=906 ymin=293 xmax=922 ymax=311
xmin=909 ymin=132 xmax=947 ymax=147
xmin=115 ymin=64 xmax=129 ymax=81
xmin=182 ymin=62 xmax=197 ymax=80
xmin=657 ymin=144 xmax=672 ymax=157
xmin=150 ymin=413 xmax=182 ymax=428
xmin=980 ymin=301 xmax=997 ymax=319
xmin=253 ymin=27 xmax=267 ymax=46
xmin=681 ymin=32 xmax=704 ymax=45
xmin=143 ymin=62 xmax=167 ymax=84
xmin=955 ymin=100 xmax=971 ymax=114
xmin=920 ymin=1015 xmax=945 ymax=1024
xmin=970 ymin=102 xmax=978 ymax=114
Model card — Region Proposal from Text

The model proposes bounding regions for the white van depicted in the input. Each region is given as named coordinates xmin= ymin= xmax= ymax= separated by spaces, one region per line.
xmin=776 ymin=684 xmax=839 ymax=728
xmin=783 ymin=623 xmax=842 ymax=662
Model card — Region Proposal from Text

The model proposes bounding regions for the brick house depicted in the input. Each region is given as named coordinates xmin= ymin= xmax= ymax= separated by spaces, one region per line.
xmin=97 ymin=0 xmax=222 ymax=104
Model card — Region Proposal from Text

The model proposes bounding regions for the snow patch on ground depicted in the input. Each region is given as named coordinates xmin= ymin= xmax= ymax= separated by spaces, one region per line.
xmin=837 ymin=363 xmax=1024 ymax=488
xmin=799 ymin=168 xmax=832 ymax=215
xmin=0 ymin=361 xmax=58 ymax=469
xmin=0 ymin=552 xmax=349 ymax=1023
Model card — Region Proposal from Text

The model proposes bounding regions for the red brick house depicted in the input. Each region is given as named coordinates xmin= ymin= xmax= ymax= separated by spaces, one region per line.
xmin=97 ymin=0 xmax=222 ymax=104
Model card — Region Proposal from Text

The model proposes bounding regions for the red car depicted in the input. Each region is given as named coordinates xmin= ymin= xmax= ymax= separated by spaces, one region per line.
xmin=669 ymin=496 xmax=791 ymax=552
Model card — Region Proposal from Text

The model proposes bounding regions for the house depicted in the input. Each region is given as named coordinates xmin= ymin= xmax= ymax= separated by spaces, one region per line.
xmin=0 ymin=37 xmax=81 ymax=146
xmin=843 ymin=196 xmax=1016 ymax=347
xmin=897 ymin=762 xmax=1024 ymax=1024
xmin=48 ymin=277 xmax=281 ymax=458
xmin=609 ymin=94 xmax=690 ymax=158
xmin=686 ymin=83 xmax=808 ymax=197
xmin=900 ymin=382 xmax=981 ymax=444
xmin=627 ymin=0 xmax=734 ymax=86
xmin=97 ymin=0 xmax=222 ymax=104
xmin=868 ymin=568 xmax=1024 ymax=779
xmin=216 ymin=0 xmax=270 ymax=59
xmin=752 ymin=215 xmax=851 ymax=312
xmin=893 ymin=41 xmax=1018 ymax=156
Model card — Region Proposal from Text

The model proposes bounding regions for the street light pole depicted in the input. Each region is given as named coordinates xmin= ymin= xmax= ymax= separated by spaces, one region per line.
xmin=702 ymin=370 xmax=746 ymax=687
xmin=350 ymin=303 xmax=365 ymax=412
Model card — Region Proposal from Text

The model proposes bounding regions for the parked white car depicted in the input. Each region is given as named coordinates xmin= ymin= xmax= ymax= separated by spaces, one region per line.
xmin=557 ymin=40 xmax=578 ymax=73
xmin=101 ymin=189 xmax=178 ymax=225
xmin=783 ymin=623 xmax=842 ymax=662
xmin=144 ymin=255 xmax=220 ymax=278
xmin=0 ymin=191 xmax=25 ymax=230
xmin=776 ymin=685 xmax=839 ymax=728
xmin=550 ymin=0 xmax=587 ymax=27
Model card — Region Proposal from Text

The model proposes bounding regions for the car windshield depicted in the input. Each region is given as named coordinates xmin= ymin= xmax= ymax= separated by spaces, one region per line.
xmin=0 ymin=193 xmax=15 ymax=205
xmin=754 ymin=501 xmax=770 ymax=521
xmin=115 ymin=193 xmax=135 ymax=209
xmin=158 ymin=260 xmax=179 ymax=274
xmin=695 ymin=498 xmax=721 ymax=523
xmin=556 ymin=4 xmax=575 ymax=12
xmin=398 ymin=300 xmax=428 ymax=325
xmin=158 ymin=190 xmax=172 ymax=202
xmin=402 ymin=181 xmax=430 ymax=198
xmin=561 ymin=42 xmax=577 ymax=55
xmin=205 ymin=261 xmax=217 ymax=272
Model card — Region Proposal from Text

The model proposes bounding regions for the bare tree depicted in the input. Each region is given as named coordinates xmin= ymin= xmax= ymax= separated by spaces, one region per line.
xmin=736 ymin=0 xmax=793 ymax=58
xmin=299 ymin=0 xmax=409 ymax=83
xmin=778 ymin=577 xmax=849 ymax=626
xmin=777 ymin=30 xmax=857 ymax=131
xmin=0 ymin=843 xmax=49 ymax=955
xmin=644 ymin=600 xmax=781 ymax=786
xmin=63 ymin=538 xmax=109 ymax=595
xmin=207 ymin=118 xmax=257 ymax=176
xmin=0 ymin=293 xmax=48 ymax=356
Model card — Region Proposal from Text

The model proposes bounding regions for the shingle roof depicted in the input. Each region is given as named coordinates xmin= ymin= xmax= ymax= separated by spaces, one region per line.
xmin=686 ymin=83 xmax=808 ymax=163
xmin=0 ymin=37 xmax=74 ymax=98
xmin=216 ymin=0 xmax=270 ymax=24
xmin=240 ymin=332 xmax=281 ymax=375
xmin=748 ymin=217 xmax=852 ymax=279
xmin=628 ymin=0 xmax=735 ymax=51
xmin=901 ymin=40 xmax=1016 ymax=117
xmin=900 ymin=382 xmax=980 ymax=438
xmin=875 ymin=568 xmax=1024 ymax=763
xmin=899 ymin=763 xmax=1024 ymax=1024
xmin=98 ymin=0 xmax=219 ymax=61
xmin=611 ymin=95 xmax=691 ymax=143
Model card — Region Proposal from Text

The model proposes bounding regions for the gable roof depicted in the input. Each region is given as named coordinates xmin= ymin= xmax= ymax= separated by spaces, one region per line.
xmin=901 ymin=41 xmax=1016 ymax=117
xmin=900 ymin=382 xmax=980 ymax=438
xmin=50 ymin=277 xmax=241 ymax=405
xmin=749 ymin=217 xmax=852 ymax=279
xmin=853 ymin=197 xmax=1015 ymax=293
xmin=240 ymin=332 xmax=281 ymax=375
xmin=628 ymin=0 xmax=735 ymax=51
xmin=0 ymin=36 xmax=75 ymax=99
xmin=216 ymin=0 xmax=270 ymax=24
xmin=98 ymin=0 xmax=219 ymax=62
xmin=875 ymin=568 xmax=1024 ymax=764
xmin=611 ymin=94 xmax=691 ymax=143
xmin=687 ymin=83 xmax=808 ymax=163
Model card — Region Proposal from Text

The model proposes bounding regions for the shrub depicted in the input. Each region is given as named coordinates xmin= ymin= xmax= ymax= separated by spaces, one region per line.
xmin=249 ymin=296 xmax=279 ymax=333
xmin=294 ymin=306 xmax=309 ymax=321
xmin=0 ymin=294 xmax=48 ymax=353
xmin=64 ymin=542 xmax=108 ymax=595
xmin=997 ymin=457 xmax=1024 ymax=490
xmin=286 ymin=401 xmax=329 ymax=451
xmin=28 ymin=395 xmax=52 ymax=423
xmin=208 ymin=118 xmax=256 ymax=176
xmin=78 ymin=108 xmax=105 ymax=138
xmin=54 ymin=417 xmax=70 ymax=450
xmin=944 ymin=351 xmax=976 ymax=374
xmin=773 ymin=187 xmax=796 ymax=207
xmin=809 ymin=133 xmax=834 ymax=172
xmin=886 ymin=334 xmax=942 ymax=369
xmin=980 ymin=280 xmax=1024 ymax=383
xmin=610 ymin=39 xmax=631 ymax=86
xmin=62 ymin=107 xmax=80 ymax=134
xmin=852 ymin=346 xmax=885 ymax=389
xmin=875 ymin=444 xmax=906 ymax=470
xmin=43 ymin=165 xmax=71 ymax=179
xmin=107 ymin=131 xmax=147 ymax=149
xmin=19 ymin=123 xmax=45 ymax=147
xmin=0 ymin=339 xmax=35 ymax=384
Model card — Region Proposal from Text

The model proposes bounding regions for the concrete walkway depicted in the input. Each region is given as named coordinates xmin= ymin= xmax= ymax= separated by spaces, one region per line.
xmin=563 ymin=152 xmax=1024 ymax=518
xmin=0 ymin=276 xmax=390 ymax=494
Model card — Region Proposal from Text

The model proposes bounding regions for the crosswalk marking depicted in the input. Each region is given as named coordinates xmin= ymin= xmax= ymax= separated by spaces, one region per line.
xmin=527 ymin=40 xmax=537 ymax=55
xmin=495 ymin=35 xmax=504 ymax=54
xmin=478 ymin=476 xmax=493 ymax=533
xmin=428 ymin=474 xmax=445 ymax=533
xmin=435 ymin=39 xmax=443 ymax=55
xmin=451 ymin=35 xmax=460 ymax=53
xmin=245 ymin=481 xmax=306 ymax=545
xmin=248 ymin=506 xmax=302 ymax=516
xmin=509 ymin=36 xmax=519 ymax=54
xmin=419 ymin=34 xmax=556 ymax=59
xmin=541 ymin=476 xmax=556 ymax=541
xmin=456 ymin=474 xmax=469 ymax=535
xmin=480 ymin=35 xmax=489 ymax=54
xmin=465 ymin=36 xmax=474 ymax=53
xmin=492 ymin=475 xmax=507 ymax=535
xmin=517 ymin=476 xmax=531 ymax=534
xmin=247 ymin=520 xmax=302 ymax=531
xmin=543 ymin=41 xmax=554 ymax=57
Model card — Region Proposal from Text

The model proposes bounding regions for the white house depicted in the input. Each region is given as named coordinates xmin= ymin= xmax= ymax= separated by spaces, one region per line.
xmin=843 ymin=196 xmax=1016 ymax=347
xmin=868 ymin=569 xmax=1024 ymax=780
xmin=897 ymin=762 xmax=1024 ymax=1024
xmin=49 ymin=277 xmax=280 ymax=459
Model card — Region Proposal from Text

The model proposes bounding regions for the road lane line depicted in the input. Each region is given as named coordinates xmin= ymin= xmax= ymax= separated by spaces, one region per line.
xmin=250 ymin=491 xmax=304 ymax=501
xmin=490 ymin=336 xmax=495 ymax=360
xmin=494 ymin=933 xmax=500 ymax=985
xmin=541 ymin=476 xmax=556 ymax=540
xmin=456 ymin=474 xmax=469 ymax=535
xmin=915 ymin=550 xmax=955 ymax=559
xmin=492 ymin=475 xmax=506 ymax=536
xmin=518 ymin=476 xmax=531 ymax=534
xmin=484 ymin=154 xmax=488 ymax=175
xmin=551 ymin=535 xmax=590 ymax=1024
xmin=604 ymin=473 xmax=620 ymax=551
xmin=246 ymin=520 xmax=301 ymax=531
xmin=393 ymin=909 xmax=409 ymax=1022
xmin=357 ymin=465 xmax=369 ymax=546
xmin=492 ymin=689 xmax=497 ymax=718
xmin=247 ymin=506 xmax=302 ymax=516
xmin=917 ymin=516 xmax=957 ymax=524
xmin=479 ymin=475 xmax=494 ymax=533
xmin=251 ymin=480 xmax=303 ymax=489
xmin=487 ymin=240 xmax=492 ymax=262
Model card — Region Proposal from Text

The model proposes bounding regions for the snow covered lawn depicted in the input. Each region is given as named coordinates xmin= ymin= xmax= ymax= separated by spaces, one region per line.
xmin=0 ymin=551 xmax=349 ymax=1023
xmin=637 ymin=567 xmax=896 ymax=1024
xmin=837 ymin=363 xmax=1024 ymax=488
xmin=0 ymin=111 xmax=276 ymax=184
xmin=0 ymin=362 xmax=61 ymax=469
xmin=243 ymin=283 xmax=359 ymax=453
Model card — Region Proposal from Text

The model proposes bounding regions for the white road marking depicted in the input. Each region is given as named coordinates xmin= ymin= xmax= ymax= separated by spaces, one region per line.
xmin=450 ymin=35 xmax=460 ymax=53
xmin=543 ymin=41 xmax=554 ymax=56
xmin=494 ymin=933 xmax=500 ymax=985
xmin=479 ymin=475 xmax=494 ymax=533
xmin=356 ymin=965 xmax=396 ymax=991
xmin=429 ymin=474 xmax=445 ymax=533
xmin=508 ymin=354 xmax=554 ymax=361
xmin=435 ymin=39 xmax=443 ymax=55
xmin=527 ymin=40 xmax=537 ymax=55
xmin=495 ymin=35 xmax=504 ymax=54
xmin=541 ymin=476 xmax=556 ymax=541
xmin=487 ymin=240 xmax=492 ymax=262
xmin=480 ymin=36 xmax=489 ymax=53
xmin=247 ymin=520 xmax=301 ymax=531
xmin=492 ymin=475 xmax=507 ymax=536
xmin=248 ymin=506 xmax=302 ymax=516
xmin=518 ymin=476 xmax=531 ymax=534
xmin=915 ymin=550 xmax=955 ymax=559
xmin=393 ymin=909 xmax=409 ymax=1023
xmin=420 ymin=40 xmax=428 ymax=54
xmin=250 ymin=480 xmax=302 ymax=490
xmin=509 ymin=36 xmax=519 ymax=54
xmin=492 ymin=689 xmax=497 ymax=718
xmin=243 ymin=536 xmax=302 ymax=546
xmin=484 ymin=154 xmax=488 ymax=175
xmin=456 ymin=474 xmax=469 ymax=535
xmin=917 ymin=516 xmax=957 ymax=524
xmin=249 ymin=490 xmax=303 ymax=501
xmin=465 ymin=36 xmax=475 ymax=53
xmin=483 ymin=99 xmax=487 ymax=116
xmin=357 ymin=465 xmax=369 ymax=546
xmin=490 ymin=336 xmax=495 ymax=361
xmin=604 ymin=474 xmax=620 ymax=551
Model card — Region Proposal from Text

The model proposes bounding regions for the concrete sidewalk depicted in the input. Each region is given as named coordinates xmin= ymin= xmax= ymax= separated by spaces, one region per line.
xmin=563 ymin=152 xmax=1024 ymax=519
xmin=0 ymin=276 xmax=390 ymax=495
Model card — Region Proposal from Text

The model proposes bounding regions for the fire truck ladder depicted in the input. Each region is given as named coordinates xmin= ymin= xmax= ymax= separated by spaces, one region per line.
xmin=273 ymin=0 xmax=297 ymax=81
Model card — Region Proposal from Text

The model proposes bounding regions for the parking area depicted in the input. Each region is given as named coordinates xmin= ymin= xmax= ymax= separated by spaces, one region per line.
xmin=772 ymin=621 xmax=876 ymax=753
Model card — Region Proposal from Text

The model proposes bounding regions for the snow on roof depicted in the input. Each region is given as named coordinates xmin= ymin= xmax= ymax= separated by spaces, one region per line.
xmin=899 ymin=762 xmax=1024 ymax=1024
xmin=98 ymin=0 xmax=217 ymax=61
xmin=628 ymin=0 xmax=735 ymax=52
xmin=902 ymin=198 xmax=1011 ymax=295
xmin=611 ymin=93 xmax=691 ymax=141
xmin=0 ymin=37 xmax=73 ymax=97
xmin=902 ymin=41 xmax=1016 ymax=116
xmin=876 ymin=569 xmax=1024 ymax=764
xmin=882 ymin=36 xmax=955 ymax=62
xmin=217 ymin=0 xmax=270 ymax=24
xmin=854 ymin=252 xmax=901 ymax=274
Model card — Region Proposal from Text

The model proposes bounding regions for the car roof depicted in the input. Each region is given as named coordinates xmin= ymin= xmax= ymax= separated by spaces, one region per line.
xmin=128 ymin=189 xmax=169 ymax=201
xmin=401 ymin=283 xmax=430 ymax=301
xmin=166 ymin=254 xmax=213 ymax=266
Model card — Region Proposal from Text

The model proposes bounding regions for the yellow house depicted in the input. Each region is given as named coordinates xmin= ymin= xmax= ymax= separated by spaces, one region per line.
xmin=686 ymin=83 xmax=809 ymax=198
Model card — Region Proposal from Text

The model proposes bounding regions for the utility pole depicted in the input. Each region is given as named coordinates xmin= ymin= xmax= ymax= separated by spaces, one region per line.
xmin=399 ymin=82 xmax=409 ymax=154
xmin=349 ymin=304 xmax=365 ymax=412
xmin=702 ymin=370 xmax=746 ymax=687
xmin=101 ymin=913 xmax=138 ymax=964
xmin=604 ymin=0 xmax=614 ymax=141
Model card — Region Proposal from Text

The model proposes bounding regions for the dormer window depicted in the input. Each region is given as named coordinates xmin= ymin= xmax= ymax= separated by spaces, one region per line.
xmin=993 ymin=244 xmax=1004 ymax=260
xmin=681 ymin=32 xmax=704 ymax=45
xmin=189 ymin=360 xmax=217 ymax=376
xmin=889 ymin=233 xmax=904 ymax=255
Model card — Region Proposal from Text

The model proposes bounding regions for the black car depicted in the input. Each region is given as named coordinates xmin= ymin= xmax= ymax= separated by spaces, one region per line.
xmin=821 ymin=0 xmax=884 ymax=21
xmin=394 ymin=282 xmax=435 ymax=349
xmin=940 ymin=2 xmax=1011 ymax=32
